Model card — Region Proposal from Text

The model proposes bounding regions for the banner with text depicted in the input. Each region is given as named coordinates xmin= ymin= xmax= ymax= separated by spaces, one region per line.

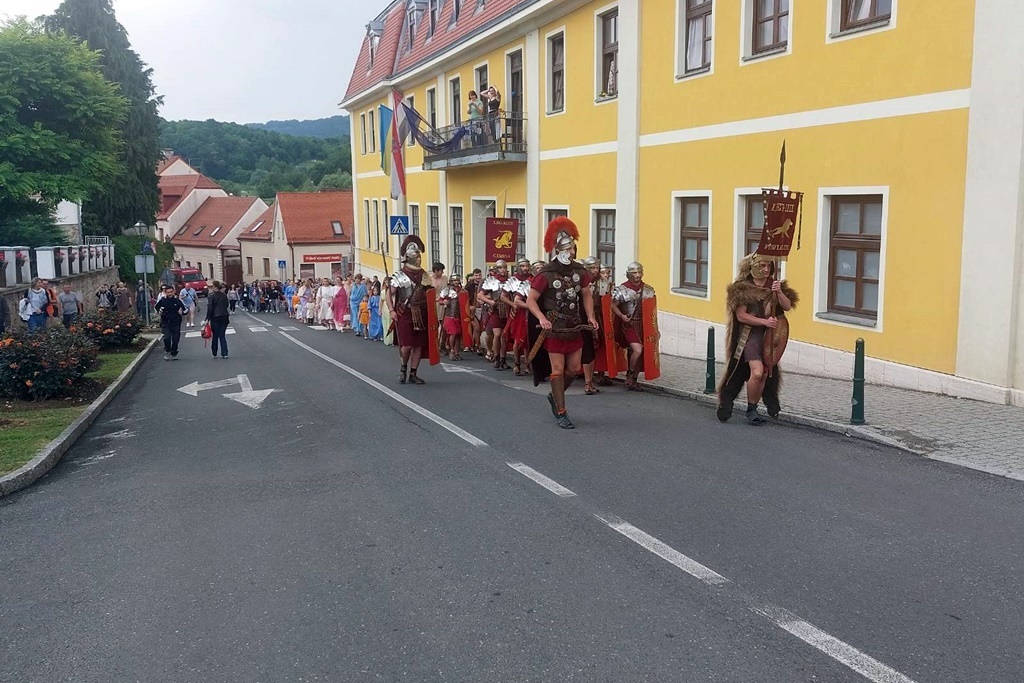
xmin=756 ymin=189 xmax=802 ymax=258
xmin=486 ymin=217 xmax=518 ymax=262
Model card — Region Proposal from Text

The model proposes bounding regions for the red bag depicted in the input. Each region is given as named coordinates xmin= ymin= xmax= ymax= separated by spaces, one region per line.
xmin=201 ymin=321 xmax=212 ymax=340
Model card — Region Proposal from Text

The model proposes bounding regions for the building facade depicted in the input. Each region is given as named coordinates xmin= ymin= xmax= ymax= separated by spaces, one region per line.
xmin=342 ymin=0 xmax=1024 ymax=405
xmin=170 ymin=196 xmax=268 ymax=283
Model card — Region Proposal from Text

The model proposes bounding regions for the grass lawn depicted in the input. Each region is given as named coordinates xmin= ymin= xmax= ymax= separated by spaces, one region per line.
xmin=0 ymin=348 xmax=146 ymax=476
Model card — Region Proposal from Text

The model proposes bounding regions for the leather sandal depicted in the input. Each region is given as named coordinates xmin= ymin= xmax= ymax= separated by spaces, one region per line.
xmin=585 ymin=381 xmax=599 ymax=395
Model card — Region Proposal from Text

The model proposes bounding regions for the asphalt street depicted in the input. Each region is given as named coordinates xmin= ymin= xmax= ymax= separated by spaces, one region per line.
xmin=2 ymin=305 xmax=1023 ymax=682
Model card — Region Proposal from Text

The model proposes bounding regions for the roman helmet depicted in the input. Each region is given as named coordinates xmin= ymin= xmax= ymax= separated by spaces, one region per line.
xmin=494 ymin=259 xmax=508 ymax=276
xmin=543 ymin=216 xmax=580 ymax=267
xmin=449 ymin=274 xmax=462 ymax=286
xmin=582 ymin=256 xmax=601 ymax=279
xmin=531 ymin=261 xmax=545 ymax=276
xmin=738 ymin=252 xmax=776 ymax=282
xmin=626 ymin=261 xmax=644 ymax=283
xmin=516 ymin=258 xmax=531 ymax=277
xmin=400 ymin=235 xmax=426 ymax=268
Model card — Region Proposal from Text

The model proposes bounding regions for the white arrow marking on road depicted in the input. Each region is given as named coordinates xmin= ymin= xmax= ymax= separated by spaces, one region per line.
xmin=177 ymin=376 xmax=244 ymax=396
xmin=440 ymin=362 xmax=485 ymax=373
xmin=222 ymin=374 xmax=277 ymax=409
xmin=177 ymin=374 xmax=277 ymax=409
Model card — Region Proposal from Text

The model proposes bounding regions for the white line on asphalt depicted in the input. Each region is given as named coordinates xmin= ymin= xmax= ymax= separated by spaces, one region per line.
xmin=594 ymin=513 xmax=730 ymax=586
xmin=279 ymin=326 xmax=300 ymax=331
xmin=752 ymin=605 xmax=919 ymax=683
xmin=185 ymin=328 xmax=236 ymax=338
xmin=279 ymin=332 xmax=488 ymax=447
xmin=507 ymin=462 xmax=577 ymax=497
xmin=249 ymin=327 xmax=267 ymax=332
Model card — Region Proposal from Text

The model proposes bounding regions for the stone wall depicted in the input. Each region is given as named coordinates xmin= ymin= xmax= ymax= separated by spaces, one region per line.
xmin=1 ymin=267 xmax=120 ymax=333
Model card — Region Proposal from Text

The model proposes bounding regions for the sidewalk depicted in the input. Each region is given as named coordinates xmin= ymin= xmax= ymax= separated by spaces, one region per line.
xmin=643 ymin=354 xmax=1024 ymax=482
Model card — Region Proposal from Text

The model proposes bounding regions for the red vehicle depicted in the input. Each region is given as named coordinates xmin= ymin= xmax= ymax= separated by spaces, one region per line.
xmin=170 ymin=268 xmax=209 ymax=297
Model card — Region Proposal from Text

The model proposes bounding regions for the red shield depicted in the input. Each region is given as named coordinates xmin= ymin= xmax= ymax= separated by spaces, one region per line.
xmin=427 ymin=288 xmax=440 ymax=366
xmin=641 ymin=296 xmax=661 ymax=381
xmin=600 ymin=294 xmax=626 ymax=378
xmin=458 ymin=289 xmax=472 ymax=341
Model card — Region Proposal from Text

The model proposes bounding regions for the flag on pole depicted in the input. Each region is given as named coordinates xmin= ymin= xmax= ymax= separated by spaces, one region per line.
xmin=379 ymin=104 xmax=393 ymax=175
xmin=378 ymin=102 xmax=407 ymax=201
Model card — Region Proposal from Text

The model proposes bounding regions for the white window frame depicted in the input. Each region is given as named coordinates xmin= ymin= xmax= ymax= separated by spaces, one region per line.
xmin=406 ymin=95 xmax=416 ymax=146
xmin=360 ymin=113 xmax=367 ymax=155
xmin=368 ymin=109 xmax=377 ymax=153
xmin=372 ymin=199 xmax=380 ymax=252
xmin=449 ymin=203 xmax=465 ymax=276
xmin=364 ymin=199 xmax=371 ymax=249
xmin=588 ymin=203 xmax=616 ymax=266
xmin=593 ymin=3 xmax=619 ymax=104
xmin=545 ymin=28 xmax=567 ymax=117
xmin=825 ymin=0 xmax=897 ymax=43
xmin=474 ymin=60 xmax=489 ymax=93
xmin=426 ymin=86 xmax=438 ymax=129
xmin=675 ymin=0 xmax=715 ymax=82
xmin=449 ymin=75 xmax=462 ymax=125
xmin=733 ymin=187 xmax=787 ymax=280
xmin=813 ymin=186 xmax=889 ymax=332
xmin=669 ymin=190 xmax=713 ymax=301
xmin=506 ymin=204 xmax=528 ymax=261
xmin=739 ymin=0 xmax=793 ymax=65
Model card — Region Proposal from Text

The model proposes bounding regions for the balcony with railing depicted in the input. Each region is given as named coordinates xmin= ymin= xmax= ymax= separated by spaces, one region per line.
xmin=422 ymin=112 xmax=527 ymax=171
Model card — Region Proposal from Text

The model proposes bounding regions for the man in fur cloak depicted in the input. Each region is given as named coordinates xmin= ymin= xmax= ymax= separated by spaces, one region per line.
xmin=717 ymin=253 xmax=798 ymax=424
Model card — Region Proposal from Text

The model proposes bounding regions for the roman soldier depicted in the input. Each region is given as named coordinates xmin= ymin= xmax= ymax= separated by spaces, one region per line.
xmin=439 ymin=274 xmax=464 ymax=361
xmin=531 ymin=261 xmax=545 ymax=277
xmin=389 ymin=235 xmax=432 ymax=384
xmin=580 ymin=256 xmax=603 ymax=394
xmin=526 ymin=217 xmax=599 ymax=429
xmin=503 ymin=258 xmax=533 ymax=375
xmin=717 ymin=253 xmax=798 ymax=424
xmin=613 ymin=262 xmax=658 ymax=391
xmin=478 ymin=259 xmax=511 ymax=369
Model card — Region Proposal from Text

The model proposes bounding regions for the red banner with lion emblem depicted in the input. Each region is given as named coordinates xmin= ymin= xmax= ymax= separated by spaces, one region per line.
xmin=756 ymin=189 xmax=802 ymax=258
xmin=486 ymin=217 xmax=518 ymax=262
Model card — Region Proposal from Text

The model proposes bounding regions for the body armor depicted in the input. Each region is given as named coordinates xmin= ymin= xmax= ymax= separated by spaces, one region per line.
xmin=504 ymin=276 xmax=531 ymax=299
xmin=539 ymin=264 xmax=588 ymax=339
xmin=482 ymin=275 xmax=509 ymax=318
xmin=393 ymin=267 xmax=429 ymax=330
xmin=613 ymin=283 xmax=656 ymax=319
xmin=441 ymin=287 xmax=461 ymax=318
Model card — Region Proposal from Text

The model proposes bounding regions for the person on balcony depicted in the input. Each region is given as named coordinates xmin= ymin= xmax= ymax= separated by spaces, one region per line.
xmin=484 ymin=87 xmax=502 ymax=145
xmin=467 ymin=90 xmax=485 ymax=147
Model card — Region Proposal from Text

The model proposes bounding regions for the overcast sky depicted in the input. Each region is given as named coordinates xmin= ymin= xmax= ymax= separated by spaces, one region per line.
xmin=3 ymin=0 xmax=369 ymax=123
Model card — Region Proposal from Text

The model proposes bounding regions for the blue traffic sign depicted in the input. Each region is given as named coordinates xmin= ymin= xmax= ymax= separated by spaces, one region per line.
xmin=389 ymin=215 xmax=410 ymax=236
xmin=277 ymin=259 xmax=286 ymax=269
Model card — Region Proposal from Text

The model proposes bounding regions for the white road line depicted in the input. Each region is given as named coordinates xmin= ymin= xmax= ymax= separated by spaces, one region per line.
xmin=279 ymin=332 xmax=487 ymax=447
xmin=249 ymin=326 xmax=267 ymax=332
xmin=594 ymin=513 xmax=730 ymax=586
xmin=185 ymin=328 xmax=235 ymax=338
xmin=507 ymin=463 xmax=577 ymax=497
xmin=279 ymin=326 xmax=300 ymax=331
xmin=752 ymin=605 xmax=919 ymax=683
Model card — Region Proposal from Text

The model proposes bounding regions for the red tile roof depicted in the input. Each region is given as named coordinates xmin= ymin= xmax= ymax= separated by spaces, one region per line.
xmin=169 ymin=196 xmax=262 ymax=249
xmin=157 ymin=173 xmax=222 ymax=219
xmin=343 ymin=0 xmax=540 ymax=105
xmin=277 ymin=191 xmax=354 ymax=245
xmin=156 ymin=155 xmax=182 ymax=175
xmin=236 ymin=204 xmax=277 ymax=242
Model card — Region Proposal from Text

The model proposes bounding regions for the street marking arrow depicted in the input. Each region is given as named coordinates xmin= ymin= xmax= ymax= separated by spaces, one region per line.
xmin=177 ymin=374 xmax=277 ymax=409
xmin=440 ymin=362 xmax=485 ymax=373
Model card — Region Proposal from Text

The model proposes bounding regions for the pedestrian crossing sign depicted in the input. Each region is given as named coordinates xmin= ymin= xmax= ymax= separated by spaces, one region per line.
xmin=389 ymin=215 xmax=410 ymax=236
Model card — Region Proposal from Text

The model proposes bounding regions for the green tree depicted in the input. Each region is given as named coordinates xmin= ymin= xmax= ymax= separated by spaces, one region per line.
xmin=317 ymin=172 xmax=352 ymax=191
xmin=0 ymin=19 xmax=126 ymax=240
xmin=46 ymin=0 xmax=163 ymax=235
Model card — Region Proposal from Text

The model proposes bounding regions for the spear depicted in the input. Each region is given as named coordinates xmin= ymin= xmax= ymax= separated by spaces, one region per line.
xmin=779 ymin=140 xmax=786 ymax=192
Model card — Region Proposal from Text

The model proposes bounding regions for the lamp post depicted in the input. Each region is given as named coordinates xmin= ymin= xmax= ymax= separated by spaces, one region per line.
xmin=134 ymin=221 xmax=153 ymax=327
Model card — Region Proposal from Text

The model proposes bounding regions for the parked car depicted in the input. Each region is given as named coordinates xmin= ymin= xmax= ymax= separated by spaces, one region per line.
xmin=170 ymin=268 xmax=209 ymax=297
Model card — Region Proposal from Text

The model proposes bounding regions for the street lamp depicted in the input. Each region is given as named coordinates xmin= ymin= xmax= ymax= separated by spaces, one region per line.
xmin=133 ymin=221 xmax=153 ymax=327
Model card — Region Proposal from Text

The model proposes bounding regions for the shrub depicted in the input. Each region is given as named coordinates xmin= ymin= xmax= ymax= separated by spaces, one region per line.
xmin=76 ymin=309 xmax=141 ymax=349
xmin=0 ymin=329 xmax=98 ymax=401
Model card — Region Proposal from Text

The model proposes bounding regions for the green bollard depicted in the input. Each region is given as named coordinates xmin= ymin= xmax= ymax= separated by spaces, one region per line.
xmin=851 ymin=338 xmax=865 ymax=425
xmin=704 ymin=327 xmax=716 ymax=394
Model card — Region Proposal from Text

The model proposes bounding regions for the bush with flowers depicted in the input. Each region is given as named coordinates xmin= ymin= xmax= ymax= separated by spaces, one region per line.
xmin=75 ymin=309 xmax=141 ymax=349
xmin=0 ymin=329 xmax=98 ymax=401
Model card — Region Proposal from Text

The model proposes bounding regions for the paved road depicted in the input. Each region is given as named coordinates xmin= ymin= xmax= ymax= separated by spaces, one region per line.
xmin=2 ymin=309 xmax=1023 ymax=682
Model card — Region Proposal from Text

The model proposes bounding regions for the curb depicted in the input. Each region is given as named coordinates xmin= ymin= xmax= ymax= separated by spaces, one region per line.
xmin=633 ymin=378 xmax=924 ymax=454
xmin=0 ymin=336 xmax=160 ymax=498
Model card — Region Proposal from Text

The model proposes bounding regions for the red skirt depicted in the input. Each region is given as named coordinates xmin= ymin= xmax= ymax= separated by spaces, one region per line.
xmin=507 ymin=312 xmax=528 ymax=345
xmin=622 ymin=326 xmax=642 ymax=346
xmin=485 ymin=312 xmax=507 ymax=330
xmin=396 ymin=313 xmax=429 ymax=350
xmin=544 ymin=334 xmax=583 ymax=355
xmin=443 ymin=316 xmax=461 ymax=336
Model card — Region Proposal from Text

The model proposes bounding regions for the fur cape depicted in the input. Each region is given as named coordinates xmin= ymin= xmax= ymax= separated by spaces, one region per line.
xmin=722 ymin=278 xmax=799 ymax=363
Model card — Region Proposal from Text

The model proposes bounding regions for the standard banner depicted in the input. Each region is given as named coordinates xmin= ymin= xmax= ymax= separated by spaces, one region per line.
xmin=485 ymin=217 xmax=518 ymax=262
xmin=641 ymin=296 xmax=661 ymax=381
xmin=459 ymin=289 xmax=472 ymax=342
xmin=427 ymin=288 xmax=440 ymax=366
xmin=756 ymin=189 xmax=802 ymax=258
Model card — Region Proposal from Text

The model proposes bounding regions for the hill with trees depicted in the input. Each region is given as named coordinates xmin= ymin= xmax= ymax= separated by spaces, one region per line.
xmin=159 ymin=119 xmax=352 ymax=201
xmin=245 ymin=115 xmax=350 ymax=139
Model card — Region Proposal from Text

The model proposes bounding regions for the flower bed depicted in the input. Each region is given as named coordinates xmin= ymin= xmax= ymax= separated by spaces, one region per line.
xmin=75 ymin=309 xmax=141 ymax=349
xmin=0 ymin=329 xmax=98 ymax=401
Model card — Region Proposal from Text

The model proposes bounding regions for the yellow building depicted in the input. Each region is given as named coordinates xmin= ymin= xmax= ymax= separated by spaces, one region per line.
xmin=342 ymin=0 xmax=1024 ymax=405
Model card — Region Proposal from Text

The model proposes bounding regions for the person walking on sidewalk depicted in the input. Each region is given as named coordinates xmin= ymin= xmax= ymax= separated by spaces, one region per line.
xmin=58 ymin=283 xmax=84 ymax=329
xmin=180 ymin=283 xmax=197 ymax=327
xmin=205 ymin=281 xmax=231 ymax=359
xmin=717 ymin=253 xmax=798 ymax=424
xmin=25 ymin=279 xmax=50 ymax=334
xmin=155 ymin=285 xmax=187 ymax=360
